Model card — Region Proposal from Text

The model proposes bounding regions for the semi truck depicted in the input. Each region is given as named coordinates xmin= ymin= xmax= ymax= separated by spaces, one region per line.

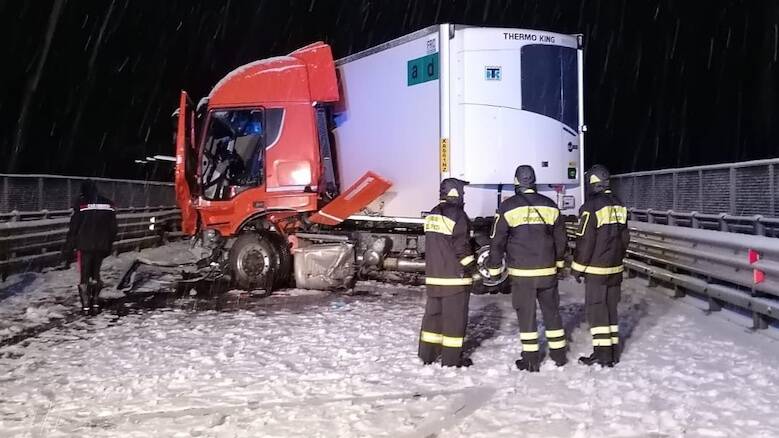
xmin=168 ymin=24 xmax=585 ymax=293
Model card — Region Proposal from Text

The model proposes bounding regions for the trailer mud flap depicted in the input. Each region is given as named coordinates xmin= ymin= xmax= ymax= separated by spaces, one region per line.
xmin=310 ymin=171 xmax=392 ymax=226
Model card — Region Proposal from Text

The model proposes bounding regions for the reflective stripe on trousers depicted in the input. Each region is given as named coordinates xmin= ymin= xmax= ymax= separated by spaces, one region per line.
xmin=425 ymin=277 xmax=474 ymax=286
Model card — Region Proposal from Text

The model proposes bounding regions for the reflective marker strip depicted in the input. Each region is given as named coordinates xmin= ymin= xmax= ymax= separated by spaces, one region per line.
xmin=548 ymin=340 xmax=567 ymax=350
xmin=611 ymin=337 xmax=620 ymax=344
xmin=522 ymin=343 xmax=540 ymax=352
xmin=546 ymin=329 xmax=565 ymax=338
xmin=425 ymin=277 xmax=473 ymax=286
xmin=556 ymin=260 xmax=565 ymax=268
xmin=575 ymin=211 xmax=590 ymax=237
xmin=420 ymin=331 xmax=443 ymax=344
xmin=593 ymin=338 xmax=613 ymax=347
xmin=520 ymin=331 xmax=539 ymax=341
xmin=610 ymin=325 xmax=619 ymax=333
xmin=80 ymin=204 xmax=115 ymax=211
xmin=460 ymin=255 xmax=475 ymax=266
xmin=571 ymin=262 xmax=624 ymax=275
xmin=488 ymin=267 xmax=503 ymax=277
xmin=591 ymin=326 xmax=611 ymax=335
xmin=507 ymin=266 xmax=557 ymax=277
xmin=442 ymin=336 xmax=463 ymax=348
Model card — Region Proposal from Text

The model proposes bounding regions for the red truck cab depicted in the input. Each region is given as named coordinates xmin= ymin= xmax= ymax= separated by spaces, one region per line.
xmin=175 ymin=42 xmax=340 ymax=237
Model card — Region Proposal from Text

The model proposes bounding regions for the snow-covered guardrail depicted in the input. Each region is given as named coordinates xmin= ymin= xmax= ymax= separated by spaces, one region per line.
xmin=623 ymin=221 xmax=779 ymax=330
xmin=564 ymin=220 xmax=779 ymax=329
xmin=0 ymin=207 xmax=181 ymax=279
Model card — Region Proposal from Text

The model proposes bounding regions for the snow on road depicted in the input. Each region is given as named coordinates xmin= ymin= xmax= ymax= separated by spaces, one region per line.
xmin=0 ymin=242 xmax=199 ymax=344
xmin=1 ymin=263 xmax=779 ymax=437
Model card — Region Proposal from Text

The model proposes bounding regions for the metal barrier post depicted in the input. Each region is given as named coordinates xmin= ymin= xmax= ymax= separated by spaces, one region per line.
xmin=729 ymin=167 xmax=736 ymax=215
xmin=770 ymin=164 xmax=776 ymax=217
xmin=698 ymin=169 xmax=704 ymax=212
xmin=755 ymin=216 xmax=766 ymax=236
xmin=37 ymin=177 xmax=44 ymax=211
xmin=1 ymin=177 xmax=7 ymax=212
xmin=753 ymin=313 xmax=769 ymax=330
xmin=672 ymin=171 xmax=678 ymax=211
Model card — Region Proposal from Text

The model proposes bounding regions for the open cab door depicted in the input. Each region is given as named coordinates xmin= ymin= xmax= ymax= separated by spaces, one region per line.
xmin=175 ymin=91 xmax=198 ymax=235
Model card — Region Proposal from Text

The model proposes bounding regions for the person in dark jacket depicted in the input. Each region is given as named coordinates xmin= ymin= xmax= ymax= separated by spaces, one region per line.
xmin=419 ymin=178 xmax=478 ymax=368
xmin=63 ymin=180 xmax=118 ymax=314
xmin=487 ymin=165 xmax=568 ymax=372
xmin=572 ymin=164 xmax=630 ymax=367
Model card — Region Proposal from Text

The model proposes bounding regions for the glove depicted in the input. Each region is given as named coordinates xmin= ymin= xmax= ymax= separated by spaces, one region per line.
xmin=574 ymin=272 xmax=584 ymax=283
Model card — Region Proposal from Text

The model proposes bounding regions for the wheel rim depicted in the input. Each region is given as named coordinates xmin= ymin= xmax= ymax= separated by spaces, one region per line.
xmin=236 ymin=243 xmax=270 ymax=282
xmin=476 ymin=246 xmax=508 ymax=287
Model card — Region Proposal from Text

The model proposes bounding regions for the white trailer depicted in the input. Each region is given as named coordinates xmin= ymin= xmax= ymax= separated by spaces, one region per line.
xmin=333 ymin=24 xmax=585 ymax=221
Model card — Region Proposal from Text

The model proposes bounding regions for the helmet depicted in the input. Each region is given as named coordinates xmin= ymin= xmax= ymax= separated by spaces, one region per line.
xmin=585 ymin=164 xmax=610 ymax=194
xmin=513 ymin=165 xmax=536 ymax=192
xmin=439 ymin=178 xmax=469 ymax=205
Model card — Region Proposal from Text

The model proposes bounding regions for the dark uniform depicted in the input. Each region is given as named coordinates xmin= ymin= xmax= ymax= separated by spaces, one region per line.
xmin=572 ymin=165 xmax=630 ymax=367
xmin=64 ymin=180 xmax=118 ymax=314
xmin=419 ymin=178 xmax=477 ymax=368
xmin=487 ymin=166 xmax=568 ymax=372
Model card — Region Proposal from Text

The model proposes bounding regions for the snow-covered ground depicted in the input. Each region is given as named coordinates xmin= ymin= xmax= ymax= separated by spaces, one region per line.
xmin=1 ymin=246 xmax=779 ymax=437
xmin=0 ymin=242 xmax=198 ymax=343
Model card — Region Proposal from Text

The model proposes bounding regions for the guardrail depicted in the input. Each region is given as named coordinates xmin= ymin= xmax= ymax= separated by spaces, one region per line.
xmin=0 ymin=207 xmax=182 ymax=280
xmin=623 ymin=221 xmax=779 ymax=329
xmin=627 ymin=208 xmax=779 ymax=237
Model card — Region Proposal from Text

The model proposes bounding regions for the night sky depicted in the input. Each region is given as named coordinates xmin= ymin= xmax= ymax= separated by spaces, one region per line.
xmin=2 ymin=0 xmax=778 ymax=180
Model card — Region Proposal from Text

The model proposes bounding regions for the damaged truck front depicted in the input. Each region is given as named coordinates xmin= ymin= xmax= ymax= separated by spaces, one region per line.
xmin=121 ymin=24 xmax=585 ymax=295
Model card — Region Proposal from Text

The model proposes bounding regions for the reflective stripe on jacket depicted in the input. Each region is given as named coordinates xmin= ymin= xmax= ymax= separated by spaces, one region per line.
xmin=487 ymin=190 xmax=566 ymax=277
xmin=424 ymin=201 xmax=476 ymax=287
xmin=572 ymin=190 xmax=630 ymax=275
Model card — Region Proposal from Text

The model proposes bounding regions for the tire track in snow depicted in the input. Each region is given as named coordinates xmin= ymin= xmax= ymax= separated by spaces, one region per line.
xmin=52 ymin=386 xmax=496 ymax=434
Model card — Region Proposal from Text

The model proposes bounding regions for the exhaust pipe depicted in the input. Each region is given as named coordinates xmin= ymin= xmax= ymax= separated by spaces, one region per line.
xmin=382 ymin=257 xmax=425 ymax=272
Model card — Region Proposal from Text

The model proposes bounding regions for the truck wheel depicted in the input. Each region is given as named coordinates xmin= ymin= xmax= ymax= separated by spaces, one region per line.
xmin=263 ymin=232 xmax=293 ymax=288
xmin=229 ymin=233 xmax=280 ymax=296
xmin=473 ymin=245 xmax=510 ymax=295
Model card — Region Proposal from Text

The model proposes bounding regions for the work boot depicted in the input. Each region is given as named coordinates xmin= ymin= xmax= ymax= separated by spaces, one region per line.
xmin=89 ymin=281 xmax=101 ymax=315
xmin=578 ymin=353 xmax=614 ymax=368
xmin=78 ymin=284 xmax=90 ymax=314
xmin=442 ymin=357 xmax=473 ymax=368
xmin=516 ymin=351 xmax=541 ymax=372
xmin=515 ymin=358 xmax=541 ymax=372
xmin=549 ymin=350 xmax=568 ymax=367
xmin=612 ymin=344 xmax=621 ymax=364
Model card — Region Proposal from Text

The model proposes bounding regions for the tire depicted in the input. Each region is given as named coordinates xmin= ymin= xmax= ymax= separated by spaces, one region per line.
xmin=472 ymin=245 xmax=510 ymax=295
xmin=263 ymin=232 xmax=293 ymax=288
xmin=229 ymin=233 xmax=280 ymax=296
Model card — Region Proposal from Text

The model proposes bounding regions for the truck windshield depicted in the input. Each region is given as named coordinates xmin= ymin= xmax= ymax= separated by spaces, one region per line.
xmin=520 ymin=44 xmax=579 ymax=132
xmin=200 ymin=109 xmax=265 ymax=200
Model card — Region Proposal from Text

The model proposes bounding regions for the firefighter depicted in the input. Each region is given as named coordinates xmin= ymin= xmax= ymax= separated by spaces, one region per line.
xmin=419 ymin=178 xmax=478 ymax=368
xmin=63 ymin=180 xmax=118 ymax=315
xmin=572 ymin=164 xmax=630 ymax=367
xmin=487 ymin=165 xmax=568 ymax=372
